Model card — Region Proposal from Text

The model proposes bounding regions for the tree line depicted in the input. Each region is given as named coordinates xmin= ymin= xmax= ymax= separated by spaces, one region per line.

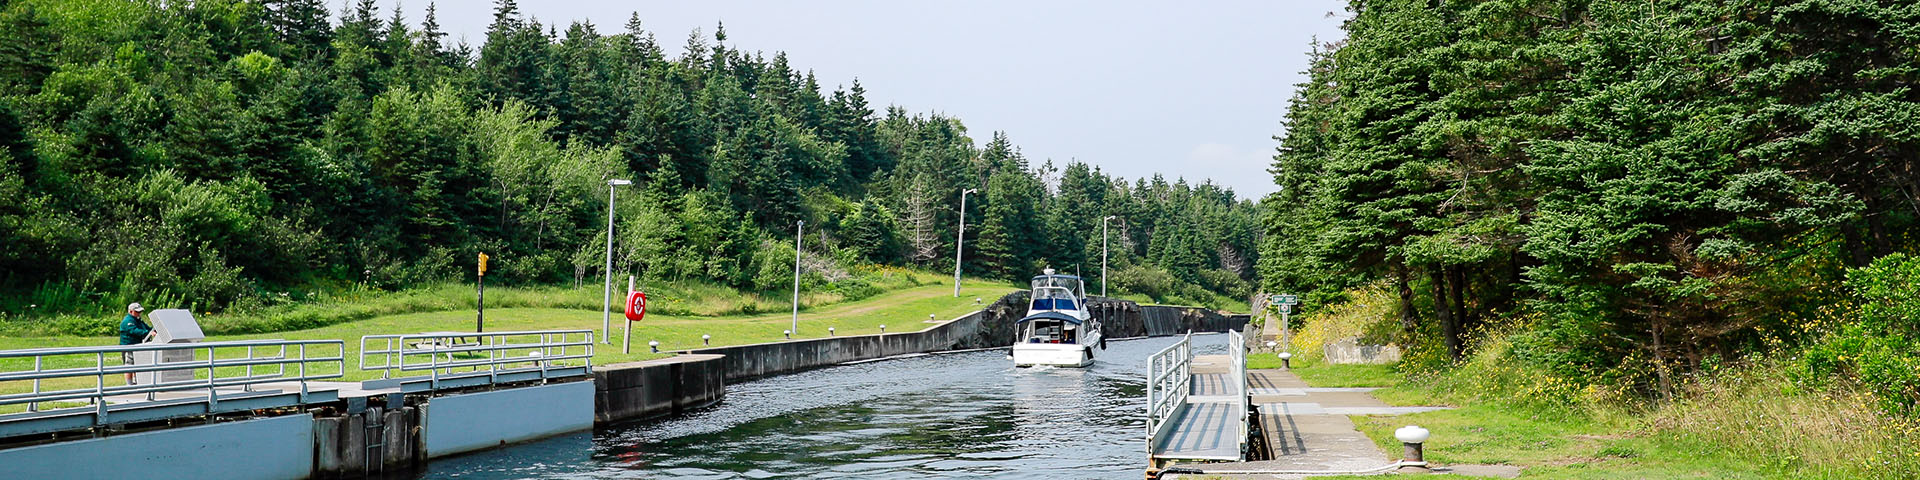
xmin=0 ymin=0 xmax=1260 ymax=317
xmin=1262 ymin=0 xmax=1920 ymax=397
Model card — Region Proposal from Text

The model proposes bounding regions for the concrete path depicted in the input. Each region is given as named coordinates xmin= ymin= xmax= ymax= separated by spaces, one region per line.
xmin=1163 ymin=369 xmax=1453 ymax=479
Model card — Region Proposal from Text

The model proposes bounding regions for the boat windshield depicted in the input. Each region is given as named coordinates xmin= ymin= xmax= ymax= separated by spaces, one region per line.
xmin=1031 ymin=287 xmax=1078 ymax=311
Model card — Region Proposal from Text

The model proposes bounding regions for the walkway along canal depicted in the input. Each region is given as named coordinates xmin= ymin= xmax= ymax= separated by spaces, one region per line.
xmin=425 ymin=334 xmax=1234 ymax=479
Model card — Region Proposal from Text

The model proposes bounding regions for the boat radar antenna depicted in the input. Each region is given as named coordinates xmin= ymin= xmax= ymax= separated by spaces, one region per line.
xmin=1043 ymin=267 xmax=1056 ymax=276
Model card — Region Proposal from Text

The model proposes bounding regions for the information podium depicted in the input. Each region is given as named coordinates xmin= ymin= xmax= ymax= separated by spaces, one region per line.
xmin=132 ymin=309 xmax=205 ymax=385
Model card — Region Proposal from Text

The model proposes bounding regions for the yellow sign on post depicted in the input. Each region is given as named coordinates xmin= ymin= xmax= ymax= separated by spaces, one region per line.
xmin=476 ymin=252 xmax=490 ymax=332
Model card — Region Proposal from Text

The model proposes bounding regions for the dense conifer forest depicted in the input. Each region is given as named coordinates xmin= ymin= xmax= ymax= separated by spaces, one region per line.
xmin=0 ymin=0 xmax=1261 ymax=319
xmin=1262 ymin=0 xmax=1920 ymax=408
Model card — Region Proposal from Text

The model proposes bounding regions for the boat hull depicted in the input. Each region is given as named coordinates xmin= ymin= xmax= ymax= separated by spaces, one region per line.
xmin=1012 ymin=343 xmax=1093 ymax=367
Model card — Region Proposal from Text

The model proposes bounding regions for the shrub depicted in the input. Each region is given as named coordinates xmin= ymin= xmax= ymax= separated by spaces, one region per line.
xmin=1805 ymin=254 xmax=1920 ymax=415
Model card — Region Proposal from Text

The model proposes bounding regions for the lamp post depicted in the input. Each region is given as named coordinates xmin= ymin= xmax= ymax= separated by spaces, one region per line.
xmin=953 ymin=188 xmax=977 ymax=297
xmin=1101 ymin=215 xmax=1117 ymax=297
xmin=791 ymin=219 xmax=804 ymax=337
xmin=600 ymin=179 xmax=632 ymax=344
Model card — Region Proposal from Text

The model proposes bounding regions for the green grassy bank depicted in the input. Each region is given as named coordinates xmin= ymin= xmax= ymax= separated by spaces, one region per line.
xmin=0 ymin=278 xmax=1014 ymax=412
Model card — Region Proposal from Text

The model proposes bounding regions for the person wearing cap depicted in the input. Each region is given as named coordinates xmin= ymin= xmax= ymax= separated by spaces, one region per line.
xmin=119 ymin=303 xmax=151 ymax=383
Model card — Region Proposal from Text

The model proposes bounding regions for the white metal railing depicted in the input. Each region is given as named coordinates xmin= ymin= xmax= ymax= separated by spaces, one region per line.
xmin=359 ymin=330 xmax=594 ymax=388
xmin=0 ymin=339 xmax=344 ymax=418
xmin=1229 ymin=328 xmax=1249 ymax=456
xmin=1146 ymin=331 xmax=1193 ymax=452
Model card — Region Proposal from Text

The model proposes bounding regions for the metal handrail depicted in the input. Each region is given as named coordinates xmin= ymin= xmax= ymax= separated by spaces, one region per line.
xmin=359 ymin=330 xmax=594 ymax=389
xmin=0 ymin=339 xmax=344 ymax=417
xmin=1146 ymin=331 xmax=1193 ymax=452
xmin=1228 ymin=328 xmax=1249 ymax=456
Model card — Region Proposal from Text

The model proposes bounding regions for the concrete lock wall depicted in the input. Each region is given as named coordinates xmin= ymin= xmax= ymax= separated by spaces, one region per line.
xmin=680 ymin=293 xmax=1025 ymax=383
xmin=586 ymin=292 xmax=1245 ymax=423
xmin=0 ymin=414 xmax=315 ymax=480
xmin=1089 ymin=296 xmax=1247 ymax=338
xmin=593 ymin=354 xmax=727 ymax=424
xmin=424 ymin=381 xmax=596 ymax=458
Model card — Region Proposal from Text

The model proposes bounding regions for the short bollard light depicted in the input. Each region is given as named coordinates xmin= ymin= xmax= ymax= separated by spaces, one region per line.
xmin=1395 ymin=425 xmax=1432 ymax=471
xmin=784 ymin=330 xmax=792 ymax=339
xmin=1279 ymin=351 xmax=1293 ymax=369
xmin=929 ymin=313 xmax=937 ymax=321
xmin=649 ymin=340 xmax=660 ymax=353
xmin=702 ymin=334 xmax=711 ymax=346
xmin=975 ymin=297 xmax=983 ymax=306
xmin=828 ymin=327 xmax=836 ymax=336
xmin=1265 ymin=340 xmax=1277 ymax=352
xmin=879 ymin=324 xmax=886 ymax=333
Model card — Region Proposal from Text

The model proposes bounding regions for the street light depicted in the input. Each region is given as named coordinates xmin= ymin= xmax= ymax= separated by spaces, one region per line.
xmin=600 ymin=178 xmax=632 ymax=345
xmin=791 ymin=219 xmax=804 ymax=337
xmin=953 ymin=188 xmax=978 ymax=297
xmin=1101 ymin=215 xmax=1118 ymax=297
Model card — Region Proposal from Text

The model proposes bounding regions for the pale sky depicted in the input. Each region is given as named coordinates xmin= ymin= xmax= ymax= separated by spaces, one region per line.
xmin=376 ymin=0 xmax=1350 ymax=200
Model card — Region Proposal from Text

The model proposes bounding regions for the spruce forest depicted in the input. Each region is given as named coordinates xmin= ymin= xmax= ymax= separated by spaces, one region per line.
xmin=0 ymin=0 xmax=1261 ymax=321
xmin=1263 ymin=0 xmax=1920 ymax=415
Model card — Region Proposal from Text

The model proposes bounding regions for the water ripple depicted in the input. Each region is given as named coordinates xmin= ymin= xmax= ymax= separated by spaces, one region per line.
xmin=422 ymin=333 xmax=1230 ymax=480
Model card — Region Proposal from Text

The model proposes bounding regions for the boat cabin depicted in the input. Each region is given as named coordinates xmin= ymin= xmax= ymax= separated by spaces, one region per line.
xmin=1029 ymin=274 xmax=1086 ymax=312
xmin=1021 ymin=271 xmax=1088 ymax=345
xmin=1018 ymin=312 xmax=1083 ymax=344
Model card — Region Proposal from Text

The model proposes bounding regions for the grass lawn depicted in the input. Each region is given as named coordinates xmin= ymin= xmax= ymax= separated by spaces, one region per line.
xmin=0 ymin=282 xmax=1016 ymax=409
xmin=1247 ymin=355 xmax=1402 ymax=388
xmin=1276 ymin=362 xmax=1801 ymax=479
xmin=1339 ymin=403 xmax=1780 ymax=479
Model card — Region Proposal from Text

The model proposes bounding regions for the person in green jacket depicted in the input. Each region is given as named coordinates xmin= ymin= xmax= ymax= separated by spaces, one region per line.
xmin=119 ymin=303 xmax=150 ymax=384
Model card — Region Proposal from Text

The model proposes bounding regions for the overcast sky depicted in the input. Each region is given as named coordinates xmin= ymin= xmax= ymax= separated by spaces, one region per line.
xmin=377 ymin=0 xmax=1350 ymax=200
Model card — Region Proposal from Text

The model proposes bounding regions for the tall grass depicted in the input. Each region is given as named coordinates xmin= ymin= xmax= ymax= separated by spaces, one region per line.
xmin=1280 ymin=283 xmax=1398 ymax=361
xmin=1280 ymin=284 xmax=1920 ymax=478
xmin=1361 ymin=334 xmax=1920 ymax=479
xmin=1645 ymin=360 xmax=1920 ymax=478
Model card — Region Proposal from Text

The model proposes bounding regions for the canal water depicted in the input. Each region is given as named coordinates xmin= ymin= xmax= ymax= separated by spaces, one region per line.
xmin=419 ymin=333 xmax=1230 ymax=479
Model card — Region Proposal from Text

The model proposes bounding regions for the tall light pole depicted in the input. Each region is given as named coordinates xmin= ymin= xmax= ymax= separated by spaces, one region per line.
xmin=953 ymin=188 xmax=977 ymax=297
xmin=791 ymin=219 xmax=804 ymax=337
xmin=600 ymin=178 xmax=632 ymax=345
xmin=1102 ymin=215 xmax=1117 ymax=297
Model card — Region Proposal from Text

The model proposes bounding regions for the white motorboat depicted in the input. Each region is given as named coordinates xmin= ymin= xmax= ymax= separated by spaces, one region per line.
xmin=1012 ymin=268 xmax=1103 ymax=367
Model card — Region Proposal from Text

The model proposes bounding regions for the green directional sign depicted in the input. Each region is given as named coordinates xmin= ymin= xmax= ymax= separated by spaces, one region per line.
xmin=1278 ymin=304 xmax=1293 ymax=314
xmin=1272 ymin=294 xmax=1298 ymax=306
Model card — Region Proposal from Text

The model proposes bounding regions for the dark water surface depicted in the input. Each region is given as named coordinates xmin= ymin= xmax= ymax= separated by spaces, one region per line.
xmin=420 ymin=334 xmax=1228 ymax=479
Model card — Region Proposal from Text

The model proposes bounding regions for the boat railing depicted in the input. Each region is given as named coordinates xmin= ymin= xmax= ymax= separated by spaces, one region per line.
xmin=1146 ymin=331 xmax=1193 ymax=452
